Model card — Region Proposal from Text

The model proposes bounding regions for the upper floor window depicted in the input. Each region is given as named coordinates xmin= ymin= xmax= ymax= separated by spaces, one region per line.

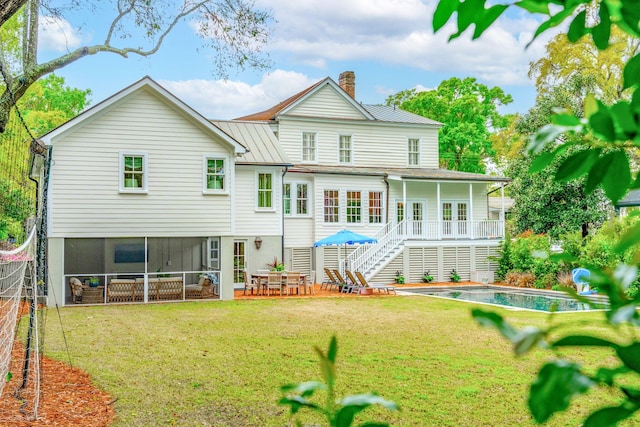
xmin=257 ymin=172 xmax=273 ymax=209
xmin=120 ymin=152 xmax=147 ymax=192
xmin=204 ymin=157 xmax=226 ymax=192
xmin=339 ymin=135 xmax=352 ymax=163
xmin=408 ymin=138 xmax=420 ymax=166
xmin=284 ymin=183 xmax=309 ymax=216
xmin=369 ymin=191 xmax=383 ymax=224
xmin=302 ymin=132 xmax=317 ymax=162
xmin=346 ymin=191 xmax=362 ymax=223
xmin=323 ymin=190 xmax=339 ymax=223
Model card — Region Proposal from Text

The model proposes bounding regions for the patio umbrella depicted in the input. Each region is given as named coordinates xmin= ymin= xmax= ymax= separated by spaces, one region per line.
xmin=313 ymin=229 xmax=377 ymax=272
xmin=313 ymin=229 xmax=377 ymax=247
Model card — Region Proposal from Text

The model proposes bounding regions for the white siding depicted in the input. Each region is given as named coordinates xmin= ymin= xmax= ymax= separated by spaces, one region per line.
xmin=287 ymin=84 xmax=366 ymax=120
xmin=234 ymin=166 xmax=283 ymax=236
xmin=278 ymin=118 xmax=438 ymax=168
xmin=48 ymin=89 xmax=235 ymax=237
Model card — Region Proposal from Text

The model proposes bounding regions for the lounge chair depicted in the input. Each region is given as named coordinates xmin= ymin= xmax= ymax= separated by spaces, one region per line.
xmin=355 ymin=271 xmax=396 ymax=294
xmin=345 ymin=270 xmax=364 ymax=294
xmin=333 ymin=270 xmax=350 ymax=293
xmin=322 ymin=268 xmax=340 ymax=291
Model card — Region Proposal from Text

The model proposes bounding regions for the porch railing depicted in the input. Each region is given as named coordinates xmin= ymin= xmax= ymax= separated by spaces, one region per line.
xmin=344 ymin=219 xmax=504 ymax=277
xmin=63 ymin=270 xmax=221 ymax=305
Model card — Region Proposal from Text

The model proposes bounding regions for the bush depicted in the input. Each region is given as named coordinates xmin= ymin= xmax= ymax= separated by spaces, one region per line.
xmin=533 ymin=273 xmax=556 ymax=290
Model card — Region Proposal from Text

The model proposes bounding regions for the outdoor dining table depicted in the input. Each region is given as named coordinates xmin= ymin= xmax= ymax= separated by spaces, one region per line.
xmin=250 ymin=272 xmax=307 ymax=295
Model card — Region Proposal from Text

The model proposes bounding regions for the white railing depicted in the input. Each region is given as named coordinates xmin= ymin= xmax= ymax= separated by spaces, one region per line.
xmin=63 ymin=270 xmax=221 ymax=305
xmin=345 ymin=219 xmax=505 ymax=277
xmin=346 ymin=220 xmax=408 ymax=275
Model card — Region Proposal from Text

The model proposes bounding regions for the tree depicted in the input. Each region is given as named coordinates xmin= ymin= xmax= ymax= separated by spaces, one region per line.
xmin=530 ymin=27 xmax=640 ymax=104
xmin=0 ymin=0 xmax=272 ymax=132
xmin=433 ymin=0 xmax=640 ymax=425
xmin=386 ymin=77 xmax=512 ymax=173
xmin=0 ymin=0 xmax=28 ymax=27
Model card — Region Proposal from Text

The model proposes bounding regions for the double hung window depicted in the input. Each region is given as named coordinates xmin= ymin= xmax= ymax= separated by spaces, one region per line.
xmin=120 ymin=153 xmax=147 ymax=192
xmin=346 ymin=191 xmax=362 ymax=223
xmin=205 ymin=158 xmax=225 ymax=192
xmin=408 ymin=138 xmax=420 ymax=166
xmin=302 ymin=132 xmax=317 ymax=162
xmin=339 ymin=135 xmax=352 ymax=163
xmin=284 ymin=183 xmax=309 ymax=216
xmin=323 ymin=190 xmax=339 ymax=223
xmin=257 ymin=172 xmax=273 ymax=209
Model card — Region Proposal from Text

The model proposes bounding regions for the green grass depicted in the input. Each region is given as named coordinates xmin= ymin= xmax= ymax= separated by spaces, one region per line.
xmin=41 ymin=296 xmax=633 ymax=426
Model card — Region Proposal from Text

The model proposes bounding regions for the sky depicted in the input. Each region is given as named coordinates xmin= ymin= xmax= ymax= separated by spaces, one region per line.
xmin=36 ymin=0 xmax=559 ymax=120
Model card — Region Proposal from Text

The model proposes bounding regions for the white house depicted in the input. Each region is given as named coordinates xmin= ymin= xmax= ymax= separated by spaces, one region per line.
xmin=37 ymin=74 xmax=508 ymax=307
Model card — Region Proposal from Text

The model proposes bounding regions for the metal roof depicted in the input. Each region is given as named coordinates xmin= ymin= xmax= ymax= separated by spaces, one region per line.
xmin=617 ymin=189 xmax=640 ymax=207
xmin=362 ymin=104 xmax=442 ymax=125
xmin=211 ymin=121 xmax=292 ymax=166
xmin=289 ymin=164 xmax=510 ymax=183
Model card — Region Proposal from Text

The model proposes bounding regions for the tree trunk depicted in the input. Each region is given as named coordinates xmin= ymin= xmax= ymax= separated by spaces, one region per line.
xmin=1 ymin=0 xmax=28 ymax=27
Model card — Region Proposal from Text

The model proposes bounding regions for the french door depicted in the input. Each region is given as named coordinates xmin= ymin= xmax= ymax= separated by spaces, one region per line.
xmin=233 ymin=240 xmax=246 ymax=287
xmin=397 ymin=200 xmax=426 ymax=237
xmin=442 ymin=201 xmax=469 ymax=238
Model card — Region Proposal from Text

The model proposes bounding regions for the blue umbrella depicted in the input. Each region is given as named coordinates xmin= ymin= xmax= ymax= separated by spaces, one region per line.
xmin=313 ymin=229 xmax=377 ymax=247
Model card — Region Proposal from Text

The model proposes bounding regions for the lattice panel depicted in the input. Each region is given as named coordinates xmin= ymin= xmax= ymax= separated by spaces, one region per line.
xmin=290 ymin=247 xmax=312 ymax=275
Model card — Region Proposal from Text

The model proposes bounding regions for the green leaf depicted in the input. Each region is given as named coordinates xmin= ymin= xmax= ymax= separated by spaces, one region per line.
xmin=589 ymin=109 xmax=616 ymax=142
xmin=529 ymin=151 xmax=556 ymax=173
xmin=622 ymin=386 xmax=640 ymax=403
xmin=584 ymin=94 xmax=599 ymax=118
xmin=472 ymin=308 xmax=518 ymax=340
xmin=591 ymin=3 xmax=611 ymax=50
xmin=433 ymin=0 xmax=459 ymax=33
xmin=615 ymin=223 xmax=640 ymax=253
xmin=527 ymin=124 xmax=577 ymax=154
xmin=609 ymin=304 xmax=640 ymax=326
xmin=473 ymin=4 xmax=508 ymax=39
xmin=555 ymin=149 xmax=601 ymax=182
xmin=624 ymin=54 xmax=640 ymax=90
xmin=529 ymin=6 xmax=577 ymax=47
xmin=515 ymin=0 xmax=549 ymax=14
xmin=454 ymin=0 xmax=484 ymax=40
xmin=601 ymin=151 xmax=630 ymax=203
xmin=340 ymin=393 xmax=399 ymax=411
xmin=529 ymin=360 xmax=595 ymax=423
xmin=328 ymin=335 xmax=338 ymax=364
xmin=584 ymin=405 xmax=638 ymax=427
xmin=513 ymin=326 xmax=545 ymax=356
xmin=278 ymin=396 xmax=322 ymax=415
xmin=552 ymin=335 xmax=617 ymax=348
xmin=281 ymin=381 xmax=327 ymax=397
xmin=620 ymin=0 xmax=640 ymax=38
xmin=567 ymin=11 xmax=588 ymax=43
xmin=595 ymin=366 xmax=631 ymax=386
xmin=5 ymin=371 xmax=11 ymax=383
xmin=610 ymin=101 xmax=637 ymax=137
xmin=551 ymin=113 xmax=581 ymax=126
xmin=617 ymin=343 xmax=640 ymax=374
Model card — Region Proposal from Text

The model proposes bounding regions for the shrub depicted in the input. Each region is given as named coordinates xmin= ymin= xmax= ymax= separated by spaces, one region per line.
xmin=516 ymin=272 xmax=535 ymax=288
xmin=450 ymin=269 xmax=460 ymax=282
xmin=533 ymin=273 xmax=556 ymax=290
xmin=556 ymin=271 xmax=575 ymax=289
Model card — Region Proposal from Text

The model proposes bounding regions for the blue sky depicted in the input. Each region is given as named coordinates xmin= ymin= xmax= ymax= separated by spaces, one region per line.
xmin=38 ymin=0 xmax=557 ymax=120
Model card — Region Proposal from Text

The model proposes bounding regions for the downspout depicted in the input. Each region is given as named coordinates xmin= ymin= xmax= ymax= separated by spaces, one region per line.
xmin=281 ymin=166 xmax=289 ymax=265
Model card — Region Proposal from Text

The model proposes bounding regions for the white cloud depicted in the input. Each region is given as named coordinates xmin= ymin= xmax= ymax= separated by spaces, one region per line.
xmin=38 ymin=16 xmax=84 ymax=52
xmin=255 ymin=0 xmax=557 ymax=87
xmin=160 ymin=70 xmax=318 ymax=119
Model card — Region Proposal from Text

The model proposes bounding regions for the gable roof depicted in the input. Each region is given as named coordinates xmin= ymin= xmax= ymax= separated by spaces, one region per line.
xmin=363 ymin=104 xmax=441 ymax=125
xmin=235 ymin=77 xmax=375 ymax=121
xmin=39 ymin=76 xmax=247 ymax=154
xmin=211 ymin=120 xmax=292 ymax=166
xmin=617 ymin=189 xmax=640 ymax=207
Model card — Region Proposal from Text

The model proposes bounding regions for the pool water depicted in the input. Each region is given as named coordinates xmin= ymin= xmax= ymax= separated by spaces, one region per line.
xmin=407 ymin=286 xmax=609 ymax=312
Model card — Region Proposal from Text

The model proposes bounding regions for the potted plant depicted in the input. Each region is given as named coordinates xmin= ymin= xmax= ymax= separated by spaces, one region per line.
xmin=422 ymin=270 xmax=434 ymax=283
xmin=88 ymin=276 xmax=100 ymax=287
xmin=450 ymin=269 xmax=461 ymax=283
xmin=267 ymin=257 xmax=285 ymax=271
xmin=394 ymin=271 xmax=405 ymax=284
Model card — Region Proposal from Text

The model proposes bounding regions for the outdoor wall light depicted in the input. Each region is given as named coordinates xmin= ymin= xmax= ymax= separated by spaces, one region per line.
xmin=254 ymin=236 xmax=262 ymax=250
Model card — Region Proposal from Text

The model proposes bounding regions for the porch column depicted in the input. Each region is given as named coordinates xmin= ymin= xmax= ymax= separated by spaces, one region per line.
xmin=501 ymin=183 xmax=505 ymax=237
xmin=437 ymin=182 xmax=441 ymax=240
xmin=402 ymin=179 xmax=407 ymax=237
xmin=469 ymin=183 xmax=474 ymax=239
xmin=144 ymin=236 xmax=148 ymax=303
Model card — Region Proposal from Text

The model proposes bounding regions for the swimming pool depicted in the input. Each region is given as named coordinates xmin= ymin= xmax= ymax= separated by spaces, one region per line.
xmin=404 ymin=285 xmax=609 ymax=312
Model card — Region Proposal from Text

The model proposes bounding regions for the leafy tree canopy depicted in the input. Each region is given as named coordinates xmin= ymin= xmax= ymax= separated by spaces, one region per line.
xmin=0 ymin=0 xmax=273 ymax=132
xmin=386 ymin=77 xmax=512 ymax=173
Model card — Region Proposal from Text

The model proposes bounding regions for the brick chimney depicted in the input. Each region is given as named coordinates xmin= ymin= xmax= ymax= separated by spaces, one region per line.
xmin=339 ymin=71 xmax=355 ymax=99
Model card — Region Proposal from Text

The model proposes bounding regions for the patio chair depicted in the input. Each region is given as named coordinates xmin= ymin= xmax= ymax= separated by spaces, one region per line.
xmin=345 ymin=270 xmax=364 ymax=294
xmin=322 ymin=268 xmax=340 ymax=291
xmin=333 ymin=270 xmax=350 ymax=293
xmin=301 ymin=270 xmax=316 ymax=295
xmin=265 ymin=271 xmax=283 ymax=296
xmin=355 ymin=271 xmax=396 ymax=294
xmin=284 ymin=272 xmax=301 ymax=295
xmin=243 ymin=270 xmax=259 ymax=295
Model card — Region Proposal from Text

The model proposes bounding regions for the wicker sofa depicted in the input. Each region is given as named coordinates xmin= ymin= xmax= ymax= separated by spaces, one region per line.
xmin=107 ymin=277 xmax=183 ymax=302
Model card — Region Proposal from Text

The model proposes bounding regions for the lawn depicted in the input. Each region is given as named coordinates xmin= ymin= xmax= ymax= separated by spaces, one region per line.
xmin=42 ymin=295 xmax=631 ymax=426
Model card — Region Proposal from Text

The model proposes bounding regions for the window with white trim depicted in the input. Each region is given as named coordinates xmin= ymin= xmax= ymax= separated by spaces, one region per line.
xmin=346 ymin=191 xmax=362 ymax=223
xmin=205 ymin=157 xmax=226 ymax=191
xmin=368 ymin=191 xmax=383 ymax=223
xmin=323 ymin=190 xmax=339 ymax=223
xmin=284 ymin=183 xmax=309 ymax=216
xmin=408 ymin=138 xmax=420 ymax=166
xmin=120 ymin=153 xmax=147 ymax=192
xmin=339 ymin=135 xmax=352 ymax=163
xmin=257 ymin=172 xmax=274 ymax=209
xmin=302 ymin=132 xmax=317 ymax=162
xmin=207 ymin=237 xmax=220 ymax=269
